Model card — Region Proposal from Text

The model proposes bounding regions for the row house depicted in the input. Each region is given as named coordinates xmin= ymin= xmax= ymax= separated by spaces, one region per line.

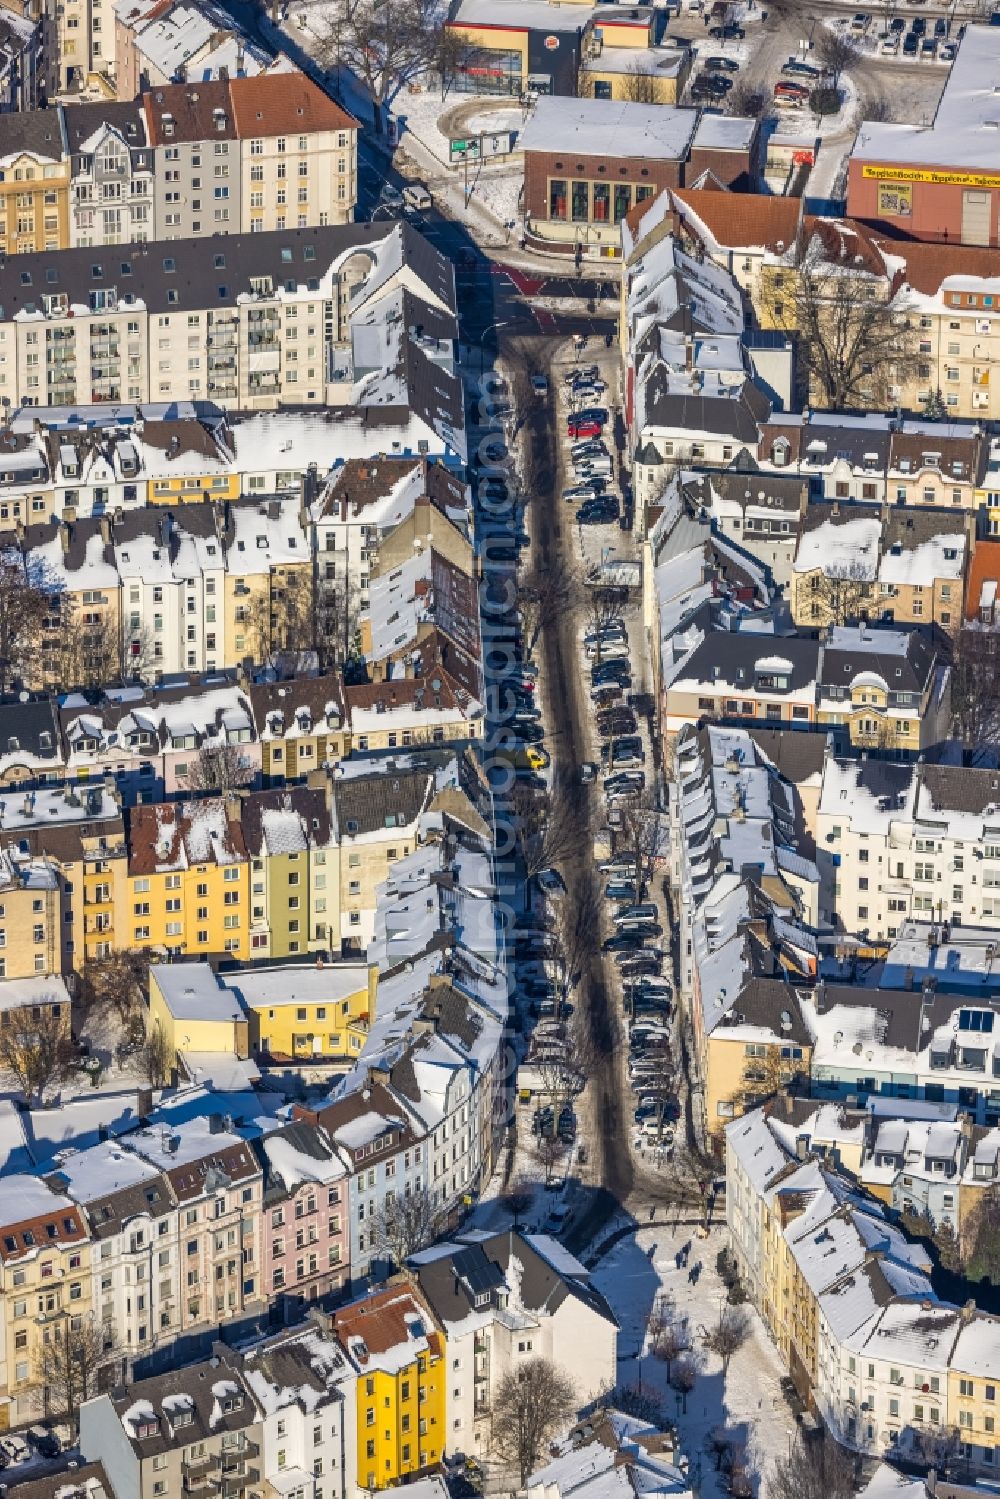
xmin=0 ymin=220 xmax=460 ymax=419
xmin=0 ymin=8 xmax=41 ymax=114
xmin=727 ymin=1109 xmax=1000 ymax=1474
xmin=126 ymin=795 xmax=250 ymax=959
xmin=112 ymin=0 xmax=270 ymax=98
xmin=816 ymin=759 xmax=1000 ymax=938
xmin=256 ymin=1120 xmax=350 ymax=1313
xmin=815 ymin=624 xmax=950 ymax=759
xmin=0 ymin=408 xmax=465 ymax=531
xmin=0 ymin=782 xmax=127 ymax=969
xmin=0 ymin=1176 xmax=91 ymax=1426
xmin=79 ymin=1357 xmax=266 ymax=1499
xmin=333 ymin=1284 xmax=446 ymax=1491
xmin=790 ymin=504 xmax=969 ymax=637
xmin=0 ymin=72 xmax=357 ymax=252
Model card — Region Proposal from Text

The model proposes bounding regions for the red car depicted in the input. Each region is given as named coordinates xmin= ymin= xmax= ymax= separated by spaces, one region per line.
xmin=567 ymin=418 xmax=603 ymax=439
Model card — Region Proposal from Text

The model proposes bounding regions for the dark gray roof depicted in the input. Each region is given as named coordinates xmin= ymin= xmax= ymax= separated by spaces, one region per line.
xmin=677 ymin=629 xmax=820 ymax=693
xmin=8 ymin=1463 xmax=112 ymax=1499
xmin=745 ymin=725 xmax=827 ymax=783
xmin=415 ymin=1230 xmax=618 ymax=1329
xmin=45 ymin=1168 xmax=174 ymax=1240
xmin=919 ymin=763 xmax=1000 ymax=818
xmin=63 ymin=100 xmax=149 ymax=153
xmin=820 ymin=628 xmax=936 ymax=695
xmin=334 ymin=769 xmax=431 ymax=838
xmin=0 ymin=109 xmax=66 ymax=161
xmin=799 ymin=421 xmax=891 ymax=470
xmin=642 ymin=372 xmax=771 ymax=442
xmin=0 ymin=220 xmax=453 ymax=322
xmin=108 ymin=1359 xmax=256 ymax=1453
xmin=690 ymin=468 xmax=808 ymax=517
xmin=733 ymin=977 xmax=812 ymax=1046
xmin=835 ymin=756 xmax=916 ymax=813
xmin=0 ymin=697 xmax=61 ymax=767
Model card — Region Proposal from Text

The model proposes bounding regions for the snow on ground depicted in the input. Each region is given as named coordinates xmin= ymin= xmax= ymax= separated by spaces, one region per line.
xmin=590 ymin=1222 xmax=792 ymax=1499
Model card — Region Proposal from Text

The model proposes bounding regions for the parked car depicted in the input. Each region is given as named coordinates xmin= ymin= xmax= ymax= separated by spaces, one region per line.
xmin=576 ymin=500 xmax=619 ymax=525
xmin=850 ymin=11 xmax=870 ymax=28
xmin=580 ymin=761 xmax=599 ymax=783
xmin=940 ymin=41 xmax=956 ymax=58
xmin=567 ymin=423 xmax=603 ymax=443
xmin=920 ymin=35 xmax=937 ymax=54
xmin=781 ymin=58 xmax=820 ymax=77
xmin=774 ymin=80 xmax=809 ymax=98
xmin=604 ymin=771 xmax=646 ymax=796
xmin=403 ymin=182 xmax=432 ymax=210
xmin=531 ymin=373 xmax=549 ymax=395
xmin=708 ymin=21 xmax=743 ymax=37
xmin=605 ymin=879 xmax=638 ymax=901
xmin=378 ymin=182 xmax=404 ymax=207
xmin=537 ymin=867 xmax=566 ymax=897
xmin=704 ymin=53 xmax=739 ymax=68
xmin=911 ymin=15 xmax=926 ymax=34
xmin=902 ymin=30 xmax=918 ymax=51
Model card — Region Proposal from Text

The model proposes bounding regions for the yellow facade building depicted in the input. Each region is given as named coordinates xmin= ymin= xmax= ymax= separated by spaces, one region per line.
xmin=126 ymin=796 xmax=250 ymax=959
xmin=0 ymin=1180 xmax=92 ymax=1427
xmin=0 ymin=117 xmax=71 ymax=255
xmin=335 ymin=1285 xmax=447 ymax=1492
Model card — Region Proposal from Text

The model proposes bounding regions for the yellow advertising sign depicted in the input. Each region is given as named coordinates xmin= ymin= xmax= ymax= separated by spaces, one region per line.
xmin=878 ymin=182 xmax=912 ymax=216
xmin=862 ymin=164 xmax=1000 ymax=189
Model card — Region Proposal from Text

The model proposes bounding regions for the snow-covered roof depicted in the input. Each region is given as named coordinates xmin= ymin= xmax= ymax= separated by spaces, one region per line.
xmin=521 ymin=96 xmax=699 ymax=162
xmin=853 ymin=25 xmax=1000 ymax=171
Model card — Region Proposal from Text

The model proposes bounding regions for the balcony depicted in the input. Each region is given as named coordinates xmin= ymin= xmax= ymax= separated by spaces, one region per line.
xmin=221 ymin=1468 xmax=260 ymax=1496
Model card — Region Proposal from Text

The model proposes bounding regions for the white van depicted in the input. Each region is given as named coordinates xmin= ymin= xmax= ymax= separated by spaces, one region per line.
xmin=403 ymin=183 xmax=432 ymax=210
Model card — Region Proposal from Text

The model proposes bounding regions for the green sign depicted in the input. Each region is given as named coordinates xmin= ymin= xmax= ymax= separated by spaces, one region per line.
xmin=449 ymin=136 xmax=481 ymax=163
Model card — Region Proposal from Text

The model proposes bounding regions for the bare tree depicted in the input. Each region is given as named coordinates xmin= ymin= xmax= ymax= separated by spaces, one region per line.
xmin=816 ymin=28 xmax=861 ymax=85
xmin=502 ymin=1177 xmax=535 ymax=1228
xmin=951 ymin=628 xmax=1000 ymax=756
xmin=670 ymin=1359 xmax=697 ymax=1413
xmin=964 ymin=1184 xmax=1000 ymax=1282
xmin=535 ymin=1013 xmax=591 ymax=1113
xmin=648 ymin=1298 xmax=690 ymax=1380
xmin=535 ymin=1131 xmax=568 ymax=1186
xmin=705 ymin=1304 xmax=753 ymax=1377
xmin=551 ymin=869 xmax=601 ymax=1017
xmin=490 ymin=1358 xmax=576 ymax=1485
xmin=861 ymin=92 xmax=894 ymax=122
xmin=183 ymin=741 xmax=254 ymax=795
xmin=370 ymin=1186 xmax=440 ymax=1269
xmin=586 ymin=586 xmax=627 ymax=666
xmin=513 ymin=768 xmax=587 ymax=880
xmin=518 ymin=556 xmax=578 ymax=655
xmin=307 ymin=0 xmax=445 ymax=135
xmin=798 ymin=558 xmax=873 ymax=628
xmin=80 ymin=950 xmax=150 ymax=1035
xmin=620 ymin=57 xmax=657 ymax=104
xmin=33 ymin=1314 xmax=118 ymax=1436
xmin=141 ymin=1024 xmax=171 ymax=1089
xmin=0 ymin=554 xmax=51 ymax=693
xmin=729 ymin=80 xmax=769 ymax=118
xmin=763 ymin=229 xmax=919 ymax=411
xmin=120 ymin=622 xmax=157 ymax=684
xmin=436 ymin=24 xmax=479 ymax=101
xmin=0 ymin=1004 xmax=75 ymax=1105
xmin=56 ymin=599 xmax=122 ymax=692
xmin=615 ymin=790 xmax=668 ymax=905
xmin=769 ymin=1432 xmax=857 ymax=1499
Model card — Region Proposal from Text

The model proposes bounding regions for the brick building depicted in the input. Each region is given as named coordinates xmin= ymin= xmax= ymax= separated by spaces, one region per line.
xmin=848 ymin=24 xmax=1000 ymax=246
xmin=520 ymin=96 xmax=757 ymax=256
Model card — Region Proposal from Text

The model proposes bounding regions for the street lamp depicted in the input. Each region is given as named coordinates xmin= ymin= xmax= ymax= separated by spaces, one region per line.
xmin=480 ymin=320 xmax=509 ymax=375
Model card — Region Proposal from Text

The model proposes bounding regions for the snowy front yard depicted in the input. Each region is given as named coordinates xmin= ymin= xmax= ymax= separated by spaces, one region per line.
xmin=590 ymin=1223 xmax=794 ymax=1499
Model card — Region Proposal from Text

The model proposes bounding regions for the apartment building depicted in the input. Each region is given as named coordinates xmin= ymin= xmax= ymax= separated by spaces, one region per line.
xmin=0 ymin=1176 xmax=91 ymax=1426
xmin=790 ymin=505 xmax=968 ymax=637
xmin=0 ymin=783 xmax=127 ymax=969
xmin=727 ymin=1107 xmax=1000 ymax=1472
xmin=0 ymin=113 xmax=70 ymax=255
xmin=815 ymin=624 xmax=949 ymax=758
xmin=0 ymin=854 xmax=63 ymax=977
xmin=229 ymin=73 xmax=357 ymax=232
xmin=661 ymin=625 xmax=821 ymax=737
xmin=256 ymin=1121 xmax=350 ymax=1312
xmin=415 ymin=1232 xmax=618 ymax=1456
xmin=221 ymin=1325 xmax=357 ymax=1499
xmin=44 ymin=1141 xmax=181 ymax=1376
xmin=143 ymin=79 xmax=240 ymax=240
xmin=0 ymin=220 xmax=459 ymax=416
xmin=333 ymin=1284 xmax=446 ymax=1491
xmin=0 ymin=8 xmax=41 ymax=114
xmin=65 ymin=101 xmax=154 ymax=248
xmin=126 ymin=796 xmax=250 ymax=959
xmin=113 ymin=0 xmax=270 ymax=100
xmin=80 ymin=1358 xmax=265 ymax=1499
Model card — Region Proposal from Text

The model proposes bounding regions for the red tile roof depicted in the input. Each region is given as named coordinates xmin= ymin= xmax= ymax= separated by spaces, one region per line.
xmin=675 ymin=189 xmax=802 ymax=253
xmin=228 ymin=71 xmax=357 ymax=138
xmin=965 ymin=541 xmax=1000 ymax=621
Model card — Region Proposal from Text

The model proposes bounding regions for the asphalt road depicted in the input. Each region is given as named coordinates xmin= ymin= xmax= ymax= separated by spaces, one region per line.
xmin=505 ymin=337 xmax=636 ymax=1242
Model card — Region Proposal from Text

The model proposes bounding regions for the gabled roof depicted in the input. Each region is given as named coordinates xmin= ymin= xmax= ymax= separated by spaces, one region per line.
xmin=228 ymin=71 xmax=357 ymax=136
